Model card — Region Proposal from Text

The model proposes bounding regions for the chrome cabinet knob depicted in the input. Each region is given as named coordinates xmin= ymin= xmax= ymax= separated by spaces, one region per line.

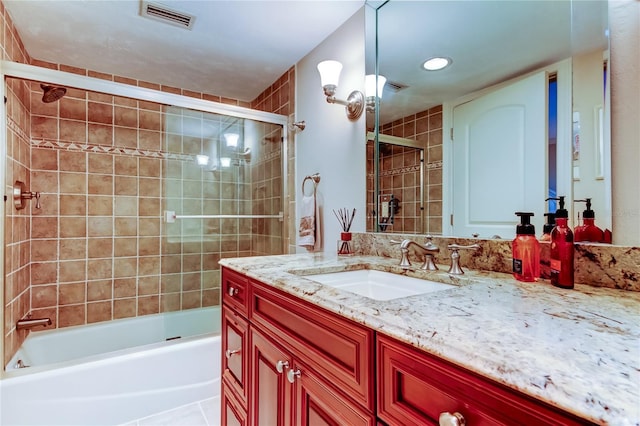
xmin=227 ymin=286 xmax=238 ymax=297
xmin=225 ymin=348 xmax=240 ymax=359
xmin=275 ymin=360 xmax=289 ymax=373
xmin=286 ymin=368 xmax=301 ymax=383
xmin=439 ymin=411 xmax=466 ymax=426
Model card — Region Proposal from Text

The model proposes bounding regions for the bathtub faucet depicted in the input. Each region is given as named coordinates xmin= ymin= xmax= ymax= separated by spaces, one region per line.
xmin=16 ymin=317 xmax=52 ymax=331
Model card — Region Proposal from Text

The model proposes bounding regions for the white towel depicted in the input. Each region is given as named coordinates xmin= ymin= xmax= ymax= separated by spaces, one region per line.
xmin=298 ymin=194 xmax=322 ymax=251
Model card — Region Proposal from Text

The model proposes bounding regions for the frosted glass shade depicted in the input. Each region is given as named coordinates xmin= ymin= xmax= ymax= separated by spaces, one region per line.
xmin=220 ymin=157 xmax=231 ymax=168
xmin=196 ymin=154 xmax=209 ymax=166
xmin=365 ymin=74 xmax=387 ymax=98
xmin=317 ymin=60 xmax=343 ymax=87
xmin=224 ymin=132 xmax=239 ymax=148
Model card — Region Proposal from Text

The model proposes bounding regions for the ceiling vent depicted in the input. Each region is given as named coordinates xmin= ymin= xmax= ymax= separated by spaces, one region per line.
xmin=140 ymin=1 xmax=195 ymax=30
xmin=385 ymin=80 xmax=408 ymax=93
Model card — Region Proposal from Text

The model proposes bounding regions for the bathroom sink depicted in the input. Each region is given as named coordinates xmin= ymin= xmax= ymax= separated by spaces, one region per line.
xmin=304 ymin=269 xmax=455 ymax=301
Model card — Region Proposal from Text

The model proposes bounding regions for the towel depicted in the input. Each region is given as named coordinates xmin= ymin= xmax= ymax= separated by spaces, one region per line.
xmin=298 ymin=194 xmax=322 ymax=251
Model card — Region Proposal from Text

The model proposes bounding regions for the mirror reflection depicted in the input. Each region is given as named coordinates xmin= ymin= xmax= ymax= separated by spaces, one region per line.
xmin=366 ymin=0 xmax=610 ymax=241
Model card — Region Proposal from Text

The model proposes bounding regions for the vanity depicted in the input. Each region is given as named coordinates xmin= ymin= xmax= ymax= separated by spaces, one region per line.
xmin=219 ymin=253 xmax=639 ymax=425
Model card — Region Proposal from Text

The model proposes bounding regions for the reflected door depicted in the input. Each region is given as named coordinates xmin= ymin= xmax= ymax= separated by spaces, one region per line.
xmin=452 ymin=72 xmax=546 ymax=239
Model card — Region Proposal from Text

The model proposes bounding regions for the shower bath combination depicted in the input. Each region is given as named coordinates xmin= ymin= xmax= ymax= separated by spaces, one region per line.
xmin=40 ymin=83 xmax=66 ymax=103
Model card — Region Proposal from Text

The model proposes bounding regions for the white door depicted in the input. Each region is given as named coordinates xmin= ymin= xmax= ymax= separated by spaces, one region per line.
xmin=452 ymin=72 xmax=547 ymax=239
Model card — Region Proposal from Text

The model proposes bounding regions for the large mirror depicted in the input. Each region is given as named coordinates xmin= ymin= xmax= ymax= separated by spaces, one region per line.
xmin=366 ymin=0 xmax=610 ymax=241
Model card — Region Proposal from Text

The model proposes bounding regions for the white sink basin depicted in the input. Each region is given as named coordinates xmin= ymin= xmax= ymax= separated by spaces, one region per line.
xmin=305 ymin=270 xmax=455 ymax=301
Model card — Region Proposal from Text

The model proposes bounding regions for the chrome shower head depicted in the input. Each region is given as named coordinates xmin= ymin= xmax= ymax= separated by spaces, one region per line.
xmin=41 ymin=84 xmax=66 ymax=103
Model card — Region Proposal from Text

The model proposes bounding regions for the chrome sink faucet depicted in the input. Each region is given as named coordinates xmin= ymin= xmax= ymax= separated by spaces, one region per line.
xmin=391 ymin=237 xmax=440 ymax=270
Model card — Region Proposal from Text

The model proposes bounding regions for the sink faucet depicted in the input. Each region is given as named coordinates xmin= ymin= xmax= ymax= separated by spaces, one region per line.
xmin=391 ymin=237 xmax=440 ymax=270
xmin=447 ymin=243 xmax=481 ymax=274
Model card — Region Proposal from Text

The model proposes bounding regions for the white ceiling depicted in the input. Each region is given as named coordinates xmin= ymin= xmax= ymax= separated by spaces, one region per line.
xmin=4 ymin=0 xmax=364 ymax=102
xmin=4 ymin=0 xmax=607 ymax=126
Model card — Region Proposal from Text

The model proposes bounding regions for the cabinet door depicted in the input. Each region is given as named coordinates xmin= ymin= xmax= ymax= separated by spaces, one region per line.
xmin=292 ymin=360 xmax=375 ymax=426
xmin=222 ymin=385 xmax=247 ymax=426
xmin=222 ymin=306 xmax=249 ymax=406
xmin=222 ymin=267 xmax=249 ymax=316
xmin=250 ymin=328 xmax=292 ymax=426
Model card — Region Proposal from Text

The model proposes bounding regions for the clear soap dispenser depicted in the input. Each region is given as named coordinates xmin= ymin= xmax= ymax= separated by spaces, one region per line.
xmin=512 ymin=212 xmax=540 ymax=282
xmin=574 ymin=198 xmax=604 ymax=243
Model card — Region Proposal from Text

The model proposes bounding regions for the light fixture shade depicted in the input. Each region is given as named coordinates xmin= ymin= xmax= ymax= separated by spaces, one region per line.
xmin=317 ymin=60 xmax=343 ymax=87
xmin=224 ymin=132 xmax=239 ymax=148
xmin=365 ymin=74 xmax=387 ymax=98
xmin=196 ymin=154 xmax=209 ymax=166
xmin=220 ymin=157 xmax=231 ymax=168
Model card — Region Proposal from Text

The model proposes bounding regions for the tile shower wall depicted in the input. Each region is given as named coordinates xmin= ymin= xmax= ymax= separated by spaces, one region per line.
xmin=2 ymin=9 xmax=294 ymax=364
xmin=367 ymin=106 xmax=443 ymax=234
xmin=2 ymin=1 xmax=34 ymax=366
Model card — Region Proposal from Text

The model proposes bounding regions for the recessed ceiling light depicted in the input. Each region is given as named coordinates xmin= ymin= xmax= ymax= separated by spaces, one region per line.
xmin=422 ymin=57 xmax=452 ymax=71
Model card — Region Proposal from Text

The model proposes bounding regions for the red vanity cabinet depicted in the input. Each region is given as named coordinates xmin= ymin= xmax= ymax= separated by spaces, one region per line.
xmin=221 ymin=266 xmax=595 ymax=426
xmin=221 ymin=266 xmax=376 ymax=425
xmin=377 ymin=334 xmax=595 ymax=426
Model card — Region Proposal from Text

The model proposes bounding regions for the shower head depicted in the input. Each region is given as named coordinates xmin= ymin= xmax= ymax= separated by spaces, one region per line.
xmin=40 ymin=84 xmax=67 ymax=103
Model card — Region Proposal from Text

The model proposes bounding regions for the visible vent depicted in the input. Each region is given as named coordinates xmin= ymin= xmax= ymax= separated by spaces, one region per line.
xmin=140 ymin=1 xmax=195 ymax=29
xmin=385 ymin=80 xmax=408 ymax=93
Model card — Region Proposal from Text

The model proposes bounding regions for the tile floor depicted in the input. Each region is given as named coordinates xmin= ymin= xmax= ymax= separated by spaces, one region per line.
xmin=121 ymin=397 xmax=220 ymax=426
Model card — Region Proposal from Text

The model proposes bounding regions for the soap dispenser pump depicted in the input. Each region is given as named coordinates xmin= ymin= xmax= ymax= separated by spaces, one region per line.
xmin=547 ymin=196 xmax=574 ymax=289
xmin=512 ymin=212 xmax=540 ymax=282
xmin=541 ymin=212 xmax=555 ymax=242
xmin=574 ymin=198 xmax=604 ymax=243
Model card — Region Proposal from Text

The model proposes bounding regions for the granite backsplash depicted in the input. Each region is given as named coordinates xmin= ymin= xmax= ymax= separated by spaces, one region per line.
xmin=353 ymin=233 xmax=640 ymax=292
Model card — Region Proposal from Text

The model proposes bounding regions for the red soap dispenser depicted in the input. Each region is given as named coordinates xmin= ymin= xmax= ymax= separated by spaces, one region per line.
xmin=574 ymin=198 xmax=605 ymax=243
xmin=548 ymin=196 xmax=574 ymax=289
xmin=512 ymin=212 xmax=540 ymax=282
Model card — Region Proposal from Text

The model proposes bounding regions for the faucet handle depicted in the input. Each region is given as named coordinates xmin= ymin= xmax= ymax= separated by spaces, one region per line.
xmin=447 ymin=243 xmax=480 ymax=275
xmin=390 ymin=240 xmax=402 ymax=245
xmin=424 ymin=235 xmax=439 ymax=252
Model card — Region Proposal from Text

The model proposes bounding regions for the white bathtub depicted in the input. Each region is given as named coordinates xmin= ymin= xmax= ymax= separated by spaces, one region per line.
xmin=1 ymin=307 xmax=221 ymax=426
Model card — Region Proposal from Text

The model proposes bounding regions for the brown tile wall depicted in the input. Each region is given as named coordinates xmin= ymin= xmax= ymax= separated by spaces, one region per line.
xmin=2 ymin=6 xmax=293 ymax=364
xmin=367 ymin=106 xmax=443 ymax=234
xmin=2 ymin=1 xmax=34 ymax=367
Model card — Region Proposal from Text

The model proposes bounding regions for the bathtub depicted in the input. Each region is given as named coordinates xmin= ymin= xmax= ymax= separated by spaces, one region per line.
xmin=1 ymin=307 xmax=221 ymax=426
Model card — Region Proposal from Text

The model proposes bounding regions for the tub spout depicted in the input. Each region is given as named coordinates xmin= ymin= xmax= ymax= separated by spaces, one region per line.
xmin=16 ymin=317 xmax=52 ymax=331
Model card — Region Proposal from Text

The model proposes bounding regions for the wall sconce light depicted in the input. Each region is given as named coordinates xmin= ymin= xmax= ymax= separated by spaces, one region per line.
xmin=288 ymin=120 xmax=306 ymax=133
xmin=365 ymin=74 xmax=387 ymax=112
xmin=224 ymin=132 xmax=239 ymax=148
xmin=317 ymin=60 xmax=364 ymax=121
xmin=196 ymin=154 xmax=209 ymax=166
xmin=220 ymin=157 xmax=231 ymax=168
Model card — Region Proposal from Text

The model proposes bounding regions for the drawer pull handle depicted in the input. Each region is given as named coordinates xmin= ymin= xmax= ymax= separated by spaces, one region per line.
xmin=228 ymin=286 xmax=238 ymax=297
xmin=225 ymin=348 xmax=240 ymax=359
xmin=275 ymin=360 xmax=289 ymax=373
xmin=439 ymin=412 xmax=466 ymax=426
xmin=287 ymin=368 xmax=301 ymax=383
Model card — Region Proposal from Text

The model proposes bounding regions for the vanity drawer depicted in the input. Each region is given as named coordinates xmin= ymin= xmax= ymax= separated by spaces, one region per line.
xmin=250 ymin=279 xmax=375 ymax=412
xmin=222 ymin=267 xmax=249 ymax=316
xmin=222 ymin=305 xmax=249 ymax=408
xmin=377 ymin=334 xmax=593 ymax=426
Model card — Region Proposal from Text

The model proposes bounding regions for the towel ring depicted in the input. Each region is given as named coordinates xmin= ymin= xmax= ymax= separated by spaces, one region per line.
xmin=302 ymin=173 xmax=321 ymax=196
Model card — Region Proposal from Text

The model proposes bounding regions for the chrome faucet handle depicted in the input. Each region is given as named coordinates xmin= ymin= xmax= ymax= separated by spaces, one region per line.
xmin=447 ymin=243 xmax=480 ymax=275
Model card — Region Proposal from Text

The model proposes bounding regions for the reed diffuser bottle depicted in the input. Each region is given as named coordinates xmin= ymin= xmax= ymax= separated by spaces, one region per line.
xmin=334 ymin=208 xmax=356 ymax=256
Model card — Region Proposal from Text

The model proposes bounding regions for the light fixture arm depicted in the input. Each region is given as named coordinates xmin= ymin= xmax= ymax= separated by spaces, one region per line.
xmin=323 ymin=89 xmax=365 ymax=121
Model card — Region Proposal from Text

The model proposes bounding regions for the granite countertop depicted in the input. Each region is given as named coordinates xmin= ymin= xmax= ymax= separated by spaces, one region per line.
xmin=219 ymin=253 xmax=640 ymax=426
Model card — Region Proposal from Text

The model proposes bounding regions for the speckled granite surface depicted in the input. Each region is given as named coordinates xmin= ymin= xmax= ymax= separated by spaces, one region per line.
xmin=220 ymin=253 xmax=640 ymax=426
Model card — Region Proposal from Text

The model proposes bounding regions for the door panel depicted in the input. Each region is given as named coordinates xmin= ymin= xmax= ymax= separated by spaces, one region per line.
xmin=453 ymin=72 xmax=547 ymax=238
